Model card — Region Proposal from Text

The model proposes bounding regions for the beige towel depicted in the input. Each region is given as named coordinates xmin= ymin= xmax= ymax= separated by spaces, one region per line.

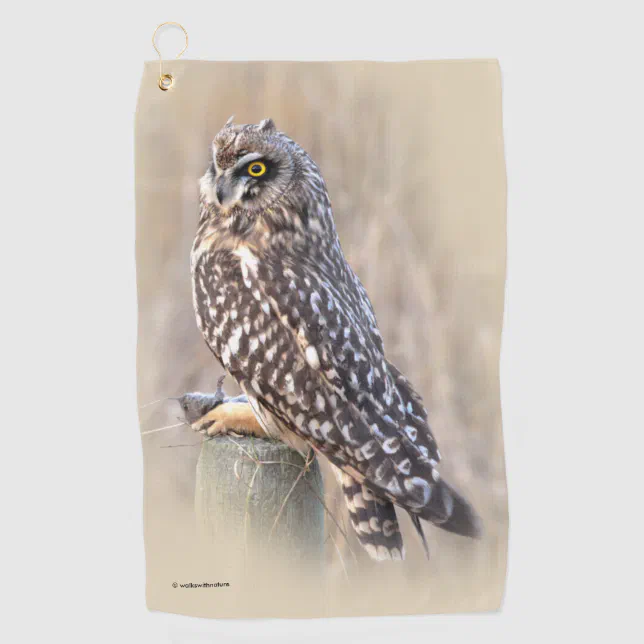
xmin=135 ymin=60 xmax=507 ymax=618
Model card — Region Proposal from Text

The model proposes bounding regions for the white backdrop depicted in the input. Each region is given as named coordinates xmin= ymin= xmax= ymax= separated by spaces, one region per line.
xmin=2 ymin=1 xmax=643 ymax=642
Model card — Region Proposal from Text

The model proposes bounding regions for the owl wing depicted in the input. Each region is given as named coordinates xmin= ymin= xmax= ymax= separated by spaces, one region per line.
xmin=237 ymin=245 xmax=479 ymax=538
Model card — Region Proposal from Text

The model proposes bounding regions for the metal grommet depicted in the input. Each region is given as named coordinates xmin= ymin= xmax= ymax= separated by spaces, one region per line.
xmin=158 ymin=74 xmax=174 ymax=91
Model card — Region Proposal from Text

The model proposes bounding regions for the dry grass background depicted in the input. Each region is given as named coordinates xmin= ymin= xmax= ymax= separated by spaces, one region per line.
xmin=136 ymin=60 xmax=507 ymax=617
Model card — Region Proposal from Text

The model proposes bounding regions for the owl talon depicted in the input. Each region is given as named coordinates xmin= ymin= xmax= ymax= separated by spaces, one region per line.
xmin=187 ymin=401 xmax=267 ymax=439
xmin=206 ymin=420 xmax=226 ymax=436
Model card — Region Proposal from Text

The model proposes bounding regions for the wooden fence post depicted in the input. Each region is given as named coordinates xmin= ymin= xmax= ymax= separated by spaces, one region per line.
xmin=195 ymin=434 xmax=325 ymax=569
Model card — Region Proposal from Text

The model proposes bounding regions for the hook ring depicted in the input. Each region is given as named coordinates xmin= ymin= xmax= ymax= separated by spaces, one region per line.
xmin=152 ymin=22 xmax=189 ymax=91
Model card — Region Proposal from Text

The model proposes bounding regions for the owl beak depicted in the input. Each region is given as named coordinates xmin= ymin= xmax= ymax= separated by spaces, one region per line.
xmin=215 ymin=176 xmax=243 ymax=210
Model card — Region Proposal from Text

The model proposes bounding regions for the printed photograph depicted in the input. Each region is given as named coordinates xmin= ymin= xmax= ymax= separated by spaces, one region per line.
xmin=136 ymin=60 xmax=507 ymax=618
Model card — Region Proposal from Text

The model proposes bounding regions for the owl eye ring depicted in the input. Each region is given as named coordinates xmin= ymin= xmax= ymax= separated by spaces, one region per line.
xmin=248 ymin=161 xmax=267 ymax=177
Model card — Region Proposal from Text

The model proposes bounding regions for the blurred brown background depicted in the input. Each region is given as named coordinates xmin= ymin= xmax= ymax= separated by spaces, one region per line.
xmin=136 ymin=60 xmax=507 ymax=618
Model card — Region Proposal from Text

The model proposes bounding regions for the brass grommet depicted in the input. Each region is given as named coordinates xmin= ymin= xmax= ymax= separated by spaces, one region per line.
xmin=158 ymin=74 xmax=174 ymax=91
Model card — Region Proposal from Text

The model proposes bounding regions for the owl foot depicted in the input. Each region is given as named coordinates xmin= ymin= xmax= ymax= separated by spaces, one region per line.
xmin=191 ymin=401 xmax=267 ymax=439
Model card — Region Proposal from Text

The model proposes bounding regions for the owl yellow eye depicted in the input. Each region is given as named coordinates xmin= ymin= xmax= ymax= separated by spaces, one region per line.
xmin=248 ymin=161 xmax=267 ymax=177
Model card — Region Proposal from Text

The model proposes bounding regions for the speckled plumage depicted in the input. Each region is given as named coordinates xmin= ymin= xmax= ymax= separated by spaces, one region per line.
xmin=191 ymin=118 xmax=480 ymax=561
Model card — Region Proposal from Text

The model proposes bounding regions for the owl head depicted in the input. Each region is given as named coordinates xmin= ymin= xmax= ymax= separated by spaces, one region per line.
xmin=200 ymin=117 xmax=303 ymax=214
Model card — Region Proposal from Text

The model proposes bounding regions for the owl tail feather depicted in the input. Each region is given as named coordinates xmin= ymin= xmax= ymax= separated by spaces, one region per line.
xmin=427 ymin=481 xmax=482 ymax=539
xmin=409 ymin=514 xmax=430 ymax=559
xmin=333 ymin=467 xmax=406 ymax=561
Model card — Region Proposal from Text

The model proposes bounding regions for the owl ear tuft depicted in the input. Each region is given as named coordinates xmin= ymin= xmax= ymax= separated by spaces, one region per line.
xmin=225 ymin=115 xmax=235 ymax=127
xmin=258 ymin=118 xmax=276 ymax=133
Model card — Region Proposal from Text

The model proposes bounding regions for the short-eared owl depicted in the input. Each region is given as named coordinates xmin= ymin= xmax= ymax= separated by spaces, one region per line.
xmin=191 ymin=117 xmax=480 ymax=560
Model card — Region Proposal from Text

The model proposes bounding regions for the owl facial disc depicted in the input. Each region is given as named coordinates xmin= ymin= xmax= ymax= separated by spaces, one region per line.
xmin=200 ymin=119 xmax=295 ymax=214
